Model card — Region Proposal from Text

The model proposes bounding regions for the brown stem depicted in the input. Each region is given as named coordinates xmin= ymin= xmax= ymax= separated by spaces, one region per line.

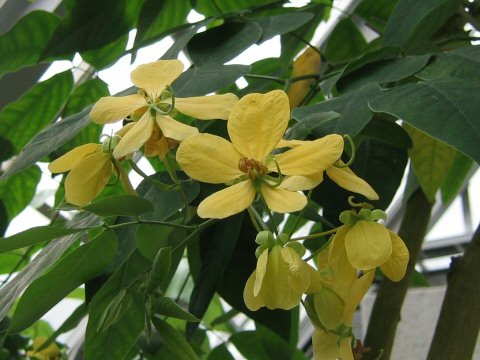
xmin=363 ymin=189 xmax=433 ymax=359
xmin=426 ymin=222 xmax=480 ymax=360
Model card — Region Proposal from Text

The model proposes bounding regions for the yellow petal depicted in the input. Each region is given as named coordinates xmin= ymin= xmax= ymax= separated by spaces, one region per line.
xmin=113 ymin=112 xmax=154 ymax=158
xmin=65 ymin=153 xmax=112 ymax=206
xmin=274 ymin=135 xmax=343 ymax=176
xmin=228 ymin=90 xmax=290 ymax=159
xmin=276 ymin=138 xmax=305 ymax=148
xmin=344 ymin=221 xmax=392 ymax=270
xmin=339 ymin=338 xmax=354 ymax=360
xmin=282 ymin=247 xmax=310 ymax=293
xmin=156 ymin=114 xmax=198 ymax=141
xmin=260 ymin=184 xmax=307 ymax=213
xmin=280 ymin=174 xmax=323 ymax=191
xmin=288 ymin=47 xmax=321 ymax=109
xmin=176 ymin=133 xmax=243 ymax=184
xmin=380 ymin=231 xmax=409 ymax=282
xmin=306 ymin=264 xmax=323 ymax=293
xmin=115 ymin=122 xmax=136 ymax=138
xmin=326 ymin=164 xmax=379 ymax=200
xmin=243 ymin=270 xmax=264 ymax=311
xmin=49 ymin=143 xmax=100 ymax=173
xmin=254 ymin=248 xmax=270 ymax=296
xmin=313 ymin=286 xmax=345 ymax=330
xmin=90 ymin=94 xmax=146 ymax=124
xmin=130 ymin=60 xmax=184 ymax=96
xmin=144 ymin=126 xmax=170 ymax=159
xmin=197 ymin=180 xmax=255 ymax=219
xmin=174 ymin=93 xmax=238 ymax=120
xmin=312 ymin=329 xmax=343 ymax=360
xmin=343 ymin=270 xmax=374 ymax=325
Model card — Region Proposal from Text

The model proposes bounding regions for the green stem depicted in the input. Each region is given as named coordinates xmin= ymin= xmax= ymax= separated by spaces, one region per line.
xmin=105 ymin=219 xmax=196 ymax=231
xmin=128 ymin=160 xmax=176 ymax=190
xmin=247 ymin=207 xmax=263 ymax=233
xmin=290 ymin=227 xmax=339 ymax=241
xmin=259 ymin=194 xmax=279 ymax=235
xmin=172 ymin=219 xmax=217 ymax=253
xmin=243 ymin=74 xmax=286 ymax=84
xmin=287 ymin=190 xmax=312 ymax=239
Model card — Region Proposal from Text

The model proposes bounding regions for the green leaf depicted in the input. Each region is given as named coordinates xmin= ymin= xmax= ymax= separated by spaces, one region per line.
xmin=0 ymin=70 xmax=73 ymax=155
xmin=0 ymin=213 xmax=101 ymax=321
xmin=97 ymin=288 xmax=133 ymax=333
xmin=152 ymin=317 xmax=199 ymax=360
xmin=187 ymin=21 xmax=263 ymax=66
xmin=256 ymin=324 xmax=309 ymax=360
xmin=135 ymin=0 xmax=190 ymax=43
xmin=146 ymin=247 xmax=171 ymax=292
xmin=255 ymin=12 xmax=314 ymax=43
xmin=173 ymin=64 xmax=251 ymax=97
xmin=291 ymin=83 xmax=381 ymax=138
xmin=0 ymin=165 xmax=41 ymax=221
xmin=416 ymin=46 xmax=480 ymax=85
xmin=136 ymin=224 xmax=171 ymax=260
xmin=0 ymin=106 xmax=91 ymax=180
xmin=356 ymin=0 xmax=399 ymax=31
xmin=152 ymin=297 xmax=199 ymax=322
xmin=42 ymin=0 xmax=142 ymax=58
xmin=368 ymin=79 xmax=480 ymax=164
xmin=81 ymin=35 xmax=129 ymax=70
xmin=84 ymin=250 xmax=149 ymax=360
xmin=324 ymin=17 xmax=368 ymax=64
xmin=410 ymin=269 xmax=430 ymax=287
xmin=384 ymin=0 xmax=462 ymax=49
xmin=230 ymin=332 xmax=270 ymax=360
xmin=0 ymin=226 xmax=88 ymax=253
xmin=207 ymin=344 xmax=235 ymax=360
xmin=0 ymin=11 xmax=60 ymax=79
xmin=9 ymin=229 xmax=117 ymax=333
xmin=338 ymin=54 xmax=431 ymax=92
xmin=194 ymin=0 xmax=277 ymax=17
xmin=288 ymin=111 xmax=340 ymax=140
xmin=441 ymin=151 xmax=473 ymax=204
xmin=187 ymin=214 xmax=244 ymax=338
xmin=82 ymin=195 xmax=154 ymax=217
xmin=404 ymin=124 xmax=456 ymax=202
xmin=360 ymin=116 xmax=413 ymax=149
xmin=0 ymin=251 xmax=29 ymax=274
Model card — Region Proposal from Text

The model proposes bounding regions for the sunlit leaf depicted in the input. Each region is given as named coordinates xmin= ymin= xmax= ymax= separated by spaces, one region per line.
xmin=441 ymin=151 xmax=473 ymax=204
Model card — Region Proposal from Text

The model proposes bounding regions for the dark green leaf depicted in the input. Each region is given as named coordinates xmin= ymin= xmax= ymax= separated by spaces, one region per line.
xmin=146 ymin=247 xmax=171 ymax=292
xmin=368 ymin=79 xmax=480 ymax=164
xmin=360 ymin=116 xmax=412 ymax=149
xmin=384 ymin=0 xmax=462 ymax=49
xmin=152 ymin=317 xmax=199 ymax=360
xmin=0 ymin=213 xmax=101 ymax=321
xmin=416 ymin=46 xmax=480 ymax=85
xmin=187 ymin=21 xmax=263 ymax=66
xmin=241 ymin=57 xmax=285 ymax=95
xmin=324 ymin=17 xmax=368 ymax=64
xmin=9 ymin=229 xmax=117 ymax=333
xmin=338 ymin=54 xmax=431 ymax=92
xmin=256 ymin=324 xmax=308 ymax=360
xmin=136 ymin=224 xmax=171 ymax=261
xmin=441 ymin=151 xmax=473 ymax=204
xmin=194 ymin=0 xmax=278 ymax=17
xmin=152 ymin=297 xmax=199 ymax=322
xmin=136 ymin=0 xmax=190 ymax=43
xmin=230 ymin=332 xmax=270 ymax=360
xmin=410 ymin=269 xmax=430 ymax=287
xmin=0 ymin=11 xmax=60 ymax=79
xmin=173 ymin=64 xmax=251 ymax=97
xmin=42 ymin=0 xmax=142 ymax=58
xmin=84 ymin=250 xmax=149 ymax=360
xmin=0 ymin=165 xmax=41 ymax=221
xmin=288 ymin=111 xmax=340 ymax=140
xmin=0 ymin=70 xmax=73 ymax=154
xmin=356 ymin=0 xmax=399 ymax=31
xmin=0 ymin=106 xmax=91 ymax=180
xmin=255 ymin=12 xmax=314 ymax=43
xmin=81 ymin=35 xmax=128 ymax=70
xmin=291 ymin=83 xmax=381 ymax=138
xmin=207 ymin=344 xmax=235 ymax=360
xmin=0 ymin=226 xmax=88 ymax=253
xmin=187 ymin=214 xmax=244 ymax=338
xmin=82 ymin=195 xmax=154 ymax=217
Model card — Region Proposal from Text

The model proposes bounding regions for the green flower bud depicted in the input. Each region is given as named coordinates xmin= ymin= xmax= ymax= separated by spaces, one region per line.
xmin=339 ymin=210 xmax=357 ymax=225
xmin=285 ymin=241 xmax=306 ymax=257
xmin=255 ymin=231 xmax=274 ymax=246
xmin=101 ymin=135 xmax=121 ymax=153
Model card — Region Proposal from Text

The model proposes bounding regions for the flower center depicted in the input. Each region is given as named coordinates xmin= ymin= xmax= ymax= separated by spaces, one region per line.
xmin=238 ymin=156 xmax=268 ymax=180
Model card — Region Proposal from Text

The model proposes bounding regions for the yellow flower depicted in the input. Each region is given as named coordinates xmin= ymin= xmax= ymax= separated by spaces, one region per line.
xmin=276 ymin=139 xmax=379 ymax=200
xmin=49 ymin=143 xmax=114 ymax=206
xmin=337 ymin=209 xmax=409 ymax=281
xmin=90 ymin=59 xmax=238 ymax=158
xmin=176 ymin=90 xmax=344 ymax=219
xmin=27 ymin=336 xmax=61 ymax=360
xmin=287 ymin=47 xmax=321 ymax=109
xmin=243 ymin=242 xmax=318 ymax=311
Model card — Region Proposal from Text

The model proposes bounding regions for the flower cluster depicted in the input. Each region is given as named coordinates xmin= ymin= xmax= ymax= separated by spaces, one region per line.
xmin=48 ymin=59 xmax=409 ymax=359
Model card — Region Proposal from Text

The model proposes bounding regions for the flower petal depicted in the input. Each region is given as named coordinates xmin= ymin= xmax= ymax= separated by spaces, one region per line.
xmin=254 ymin=249 xmax=269 ymax=296
xmin=345 ymin=221 xmax=392 ymax=270
xmin=197 ymin=180 xmax=255 ymax=219
xmin=90 ymin=94 xmax=146 ymax=124
xmin=274 ymin=135 xmax=343 ymax=176
xmin=156 ymin=114 xmax=198 ymax=141
xmin=380 ymin=231 xmax=409 ymax=282
xmin=176 ymin=133 xmax=243 ymax=184
xmin=115 ymin=122 xmax=136 ymax=138
xmin=175 ymin=93 xmax=238 ymax=120
xmin=282 ymin=247 xmax=310 ymax=293
xmin=280 ymin=174 xmax=323 ymax=191
xmin=343 ymin=270 xmax=374 ymax=325
xmin=243 ymin=270 xmax=264 ymax=311
xmin=113 ymin=112 xmax=154 ymax=158
xmin=261 ymin=184 xmax=307 ymax=213
xmin=65 ymin=153 xmax=112 ymax=206
xmin=144 ymin=126 xmax=170 ymax=159
xmin=313 ymin=286 xmax=344 ymax=330
xmin=49 ymin=143 xmax=100 ymax=173
xmin=312 ymin=329 xmax=345 ymax=360
xmin=228 ymin=90 xmax=290 ymax=159
xmin=130 ymin=60 xmax=184 ymax=96
xmin=326 ymin=164 xmax=379 ymax=200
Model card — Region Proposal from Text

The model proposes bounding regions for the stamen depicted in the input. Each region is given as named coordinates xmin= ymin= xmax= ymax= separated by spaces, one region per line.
xmin=334 ymin=134 xmax=356 ymax=168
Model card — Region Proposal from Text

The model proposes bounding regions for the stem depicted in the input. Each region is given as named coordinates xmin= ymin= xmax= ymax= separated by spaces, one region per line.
xmin=113 ymin=158 xmax=136 ymax=196
xmin=289 ymin=73 xmax=321 ymax=83
xmin=427 ymin=221 xmax=480 ymax=360
xmin=244 ymin=74 xmax=286 ymax=84
xmin=363 ymin=189 xmax=433 ymax=359
xmin=287 ymin=190 xmax=312 ymax=238
xmin=247 ymin=207 xmax=262 ymax=233
xmin=128 ymin=160 xmax=176 ymax=190
xmin=259 ymin=195 xmax=279 ymax=235
xmin=105 ymin=219 xmax=196 ymax=231
xmin=172 ymin=219 xmax=217 ymax=253
xmin=304 ymin=236 xmax=334 ymax=262
xmin=290 ymin=227 xmax=339 ymax=242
